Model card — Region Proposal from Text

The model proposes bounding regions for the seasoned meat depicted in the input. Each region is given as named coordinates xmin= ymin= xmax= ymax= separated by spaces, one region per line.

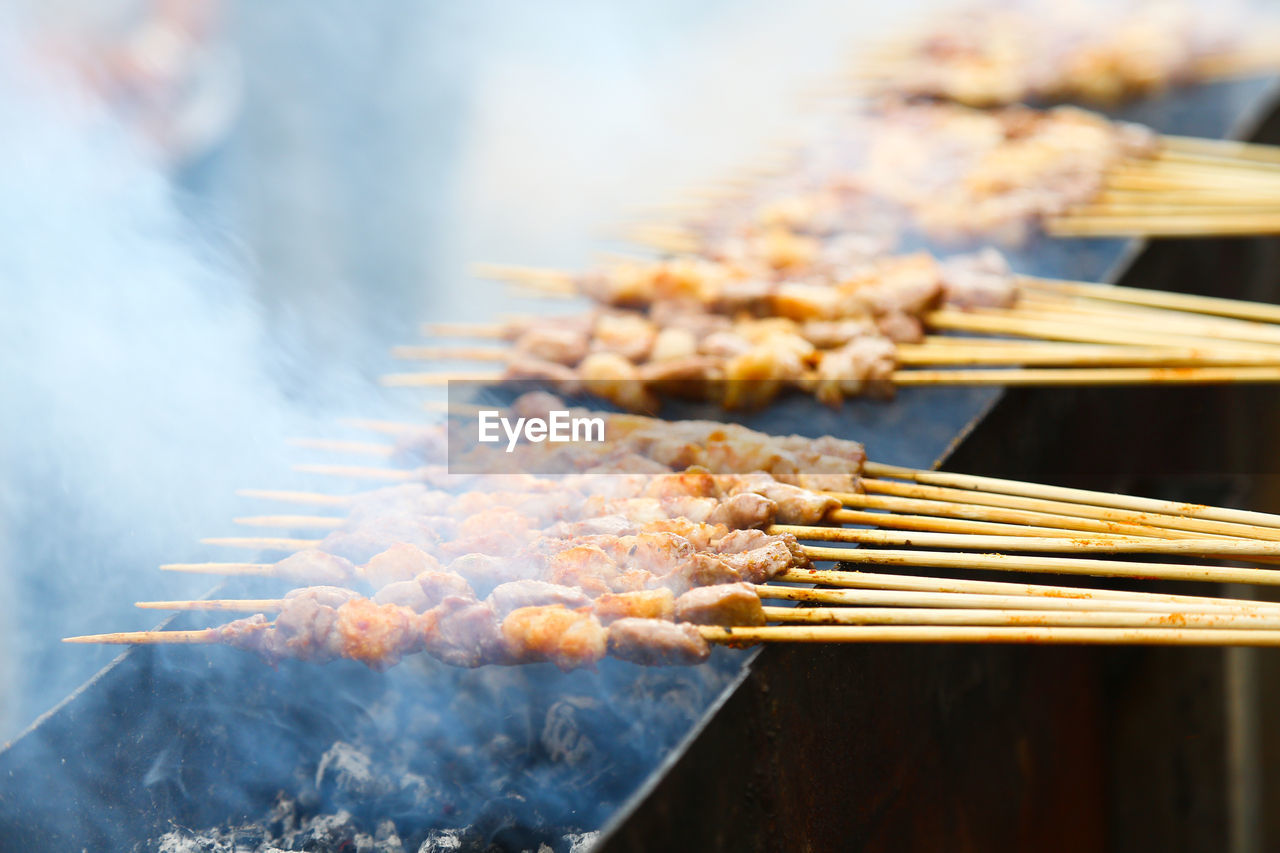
xmin=717 ymin=540 xmax=796 ymax=583
xmin=373 ymin=580 xmax=433 ymax=612
xmin=593 ymin=589 xmax=677 ymax=625
xmin=544 ymin=545 xmax=619 ymax=597
xmin=728 ymin=476 xmax=839 ymax=524
xmin=606 ymin=618 xmax=711 ymax=666
xmin=675 ymin=582 xmax=767 ymax=627
xmin=487 ymin=580 xmax=593 ymax=618
xmin=501 ymin=605 xmax=608 ymax=671
xmin=423 ymin=596 xmax=510 ymax=668
xmin=707 ymin=491 xmax=776 ymax=529
xmin=655 ymin=553 xmax=743 ymax=596
xmin=415 ymin=570 xmax=477 ymax=607
xmin=362 ymin=543 xmax=442 ymax=588
xmin=449 ymin=553 xmax=540 ymax=598
xmin=334 ymin=599 xmax=422 ymax=671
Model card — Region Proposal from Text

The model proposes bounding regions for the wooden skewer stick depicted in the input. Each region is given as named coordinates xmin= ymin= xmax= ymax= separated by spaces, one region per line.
xmin=826 ymin=508 xmax=1140 ymax=540
xmin=925 ymin=308 xmax=1280 ymax=352
xmin=760 ymin=606 xmax=1280 ymax=629
xmin=892 ymin=366 xmax=1280 ymax=387
xmin=337 ymin=418 xmax=425 ymax=435
xmin=844 ymin=478 xmax=1280 ymax=541
xmin=199 ymin=537 xmax=320 ymax=551
xmin=798 ymin=545 xmax=1280 ymax=585
xmin=1011 ymin=295 xmax=1280 ymax=348
xmin=1162 ymin=135 xmax=1280 ymax=165
xmin=1021 ymin=277 xmax=1280 ymax=326
xmin=63 ymin=630 xmax=220 ymax=645
xmin=836 ymin=493 xmax=1245 ymax=542
xmin=698 ymin=625 xmax=1280 ymax=647
xmin=860 ymin=462 xmax=1280 ymax=529
xmin=158 ymin=562 xmax=273 ymax=576
xmin=232 ymin=515 xmax=344 ymax=530
xmin=136 ymin=599 xmax=285 ymax=612
xmin=896 ymin=343 xmax=1280 ymax=368
xmin=420 ymin=322 xmax=509 ymax=339
xmin=1047 ymin=216 xmax=1280 ymax=237
xmin=773 ymin=568 xmax=1280 ymax=612
xmin=755 ymin=586 xmax=1274 ymax=615
xmin=392 ymin=346 xmax=508 ymax=362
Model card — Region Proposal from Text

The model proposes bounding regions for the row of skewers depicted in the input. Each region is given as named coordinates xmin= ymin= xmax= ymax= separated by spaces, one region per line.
xmin=67 ymin=395 xmax=1280 ymax=667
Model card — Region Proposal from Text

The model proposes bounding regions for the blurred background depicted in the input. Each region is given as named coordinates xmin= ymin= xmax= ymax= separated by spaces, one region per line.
xmin=0 ymin=1 xmax=924 ymax=742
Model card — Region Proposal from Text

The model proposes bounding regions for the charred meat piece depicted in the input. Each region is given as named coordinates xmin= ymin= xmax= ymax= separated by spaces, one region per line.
xmin=501 ymin=605 xmax=608 ymax=671
xmin=415 ymin=570 xmax=477 ymax=607
xmin=728 ymin=475 xmax=839 ymax=524
xmin=593 ymin=588 xmax=676 ymax=625
xmin=675 ymin=582 xmax=767 ymax=627
xmin=607 ymin=618 xmax=710 ymax=666
xmin=334 ymin=599 xmax=423 ymax=671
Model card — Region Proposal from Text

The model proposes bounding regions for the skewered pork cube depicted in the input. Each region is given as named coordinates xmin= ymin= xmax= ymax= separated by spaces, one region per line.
xmin=640 ymin=470 xmax=720 ymax=500
xmin=346 ymin=485 xmax=454 ymax=524
xmin=811 ymin=337 xmax=898 ymax=405
xmin=373 ymin=580 xmax=434 ymax=612
xmin=449 ymin=553 xmax=540 ymax=598
xmin=510 ymin=390 xmax=571 ymax=420
xmin=606 ymin=618 xmax=710 ymax=666
xmin=639 ymin=518 xmax=729 ymax=550
xmin=707 ymin=491 xmax=777 ymax=529
xmin=591 ymin=312 xmax=657 ymax=363
xmin=501 ymin=605 xmax=608 ymax=671
xmin=648 ymin=327 xmax=700 ymax=362
xmin=593 ymin=589 xmax=676 ymax=625
xmin=799 ymin=318 xmax=880 ymax=348
xmin=320 ymin=515 xmax=453 ymax=564
xmin=416 ymin=570 xmax=477 ymax=606
xmin=544 ymin=544 xmax=620 ymax=597
xmin=939 ymin=248 xmax=1018 ymax=309
xmin=423 ymin=596 xmax=511 ymax=668
xmin=273 ymin=549 xmax=358 ymax=585
xmin=599 ymin=531 xmax=696 ymax=576
xmin=514 ymin=326 xmax=591 ymax=365
xmin=716 ymin=539 xmax=797 ymax=583
xmin=334 ymin=599 xmax=423 ymax=671
xmin=726 ymin=476 xmax=838 ymax=524
xmin=674 ymin=582 xmax=767 ymax=627
xmin=362 ymin=543 xmax=442 ymax=588
xmin=487 ymin=580 xmax=593 ymax=618
xmin=579 ymin=351 xmax=658 ymax=413
xmin=655 ymin=553 xmax=743 ymax=596
xmin=545 ymin=514 xmax=638 ymax=539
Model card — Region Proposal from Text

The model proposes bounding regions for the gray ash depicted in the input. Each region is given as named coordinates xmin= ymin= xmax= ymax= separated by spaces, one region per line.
xmin=130 ymin=646 xmax=740 ymax=853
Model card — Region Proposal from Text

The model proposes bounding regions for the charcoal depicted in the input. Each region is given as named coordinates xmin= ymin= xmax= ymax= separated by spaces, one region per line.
xmin=315 ymin=741 xmax=397 ymax=805
xmin=563 ymin=832 xmax=598 ymax=853
xmin=416 ymin=827 xmax=474 ymax=852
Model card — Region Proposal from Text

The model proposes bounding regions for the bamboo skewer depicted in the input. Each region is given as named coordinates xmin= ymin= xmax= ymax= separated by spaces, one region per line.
xmin=232 ymin=515 xmax=345 ymax=530
xmin=860 ymin=462 xmax=1280 ymax=529
xmin=761 ymin=607 xmax=1280 ymax=629
xmin=772 ymin=568 xmax=1280 ymax=612
xmin=892 ymin=366 xmax=1280 ymax=386
xmin=843 ymin=479 xmax=1280 ymax=541
xmin=697 ymin=625 xmax=1280 ymax=647
xmin=1022 ymin=277 xmax=1280 ymax=325
xmin=236 ymin=489 xmax=355 ymax=507
xmin=799 ymin=546 xmax=1280 ymax=586
xmin=287 ymin=439 xmax=397 ymax=457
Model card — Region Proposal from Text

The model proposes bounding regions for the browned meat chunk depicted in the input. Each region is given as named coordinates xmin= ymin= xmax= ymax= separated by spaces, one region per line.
xmin=707 ymin=491 xmax=776 ymax=529
xmin=544 ymin=545 xmax=619 ymax=597
xmin=501 ymin=605 xmax=608 ymax=671
xmin=514 ymin=326 xmax=590 ymax=365
xmin=728 ymin=476 xmax=839 ymax=524
xmin=675 ymin=582 xmax=766 ymax=626
xmin=939 ymin=249 xmax=1018 ymax=309
xmin=717 ymin=540 xmax=796 ymax=583
xmin=593 ymin=589 xmax=676 ymax=625
xmin=654 ymin=553 xmax=743 ymax=596
xmin=334 ymin=599 xmax=423 ymax=671
xmin=487 ymin=580 xmax=593 ymax=618
xmin=606 ymin=618 xmax=710 ymax=666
